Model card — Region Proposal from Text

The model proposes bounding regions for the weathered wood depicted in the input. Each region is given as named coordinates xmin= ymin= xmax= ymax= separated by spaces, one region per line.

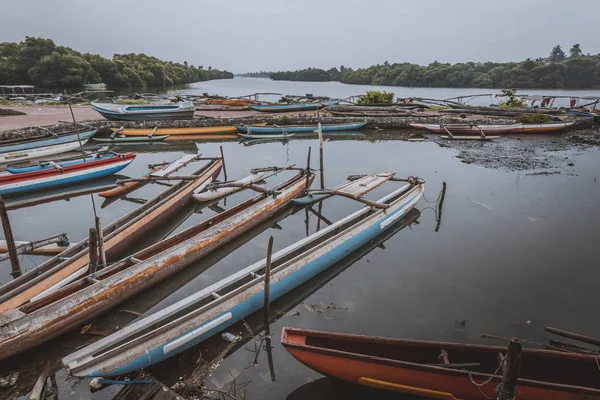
xmin=545 ymin=326 xmax=600 ymax=347
xmin=88 ymin=228 xmax=98 ymax=274
xmin=497 ymin=339 xmax=522 ymax=400
xmin=95 ymin=217 xmax=106 ymax=269
xmin=28 ymin=361 xmax=51 ymax=400
xmin=208 ymin=182 xmax=279 ymax=195
xmin=308 ymin=189 xmax=390 ymax=209
xmin=263 ymin=236 xmax=274 ymax=327
xmin=305 ymin=147 xmax=312 ymax=193
xmin=0 ymin=196 xmax=20 ymax=278
xmin=435 ymin=182 xmax=447 ymax=232
xmin=117 ymin=175 xmax=200 ymax=184
xmin=0 ymin=234 xmax=70 ymax=261
xmin=220 ymin=145 xmax=227 ymax=181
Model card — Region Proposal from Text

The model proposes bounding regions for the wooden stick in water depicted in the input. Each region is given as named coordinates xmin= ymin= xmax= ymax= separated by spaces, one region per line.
xmin=545 ymin=326 xmax=600 ymax=347
xmin=0 ymin=196 xmax=20 ymax=278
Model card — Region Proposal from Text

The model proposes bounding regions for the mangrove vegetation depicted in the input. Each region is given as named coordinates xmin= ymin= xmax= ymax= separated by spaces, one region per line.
xmin=0 ymin=37 xmax=233 ymax=87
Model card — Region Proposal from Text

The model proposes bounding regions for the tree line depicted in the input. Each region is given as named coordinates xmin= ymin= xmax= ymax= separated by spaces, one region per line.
xmin=251 ymin=45 xmax=600 ymax=89
xmin=0 ymin=37 xmax=233 ymax=87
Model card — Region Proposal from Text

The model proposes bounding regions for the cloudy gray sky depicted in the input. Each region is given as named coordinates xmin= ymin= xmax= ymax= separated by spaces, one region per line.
xmin=2 ymin=0 xmax=599 ymax=73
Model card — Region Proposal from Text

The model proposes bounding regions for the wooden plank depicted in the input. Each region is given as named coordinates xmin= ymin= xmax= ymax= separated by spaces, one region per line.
xmin=151 ymin=154 xmax=198 ymax=177
xmin=28 ymin=362 xmax=51 ymax=400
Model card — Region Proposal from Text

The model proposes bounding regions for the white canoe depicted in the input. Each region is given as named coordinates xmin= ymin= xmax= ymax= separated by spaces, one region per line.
xmin=192 ymin=172 xmax=266 ymax=202
xmin=0 ymin=140 xmax=90 ymax=164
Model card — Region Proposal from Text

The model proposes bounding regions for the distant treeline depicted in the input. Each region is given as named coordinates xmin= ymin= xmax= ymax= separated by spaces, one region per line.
xmin=252 ymin=45 xmax=600 ymax=89
xmin=0 ymin=37 xmax=233 ymax=87
xmin=270 ymin=66 xmax=354 ymax=82
xmin=236 ymin=71 xmax=272 ymax=78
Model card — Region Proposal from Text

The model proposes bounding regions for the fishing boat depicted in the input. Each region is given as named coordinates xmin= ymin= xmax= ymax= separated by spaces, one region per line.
xmin=92 ymin=135 xmax=169 ymax=143
xmin=111 ymin=126 xmax=238 ymax=136
xmin=249 ymin=100 xmax=341 ymax=113
xmin=0 ymin=156 xmax=223 ymax=312
xmin=0 ymin=153 xmax=135 ymax=196
xmin=6 ymin=153 xmax=114 ymax=174
xmin=238 ymin=132 xmax=296 ymax=140
xmin=292 ymin=173 xmax=388 ymax=206
xmin=62 ymin=173 xmax=423 ymax=377
xmin=192 ymin=170 xmax=266 ymax=202
xmin=0 ymin=128 xmax=97 ymax=163
xmin=281 ymin=328 xmax=600 ymax=400
xmin=235 ymin=121 xmax=367 ymax=134
xmin=91 ymin=101 xmax=195 ymax=121
xmin=441 ymin=135 xmax=500 ymax=141
xmin=204 ymin=98 xmax=256 ymax=106
xmin=0 ymin=169 xmax=313 ymax=360
xmin=409 ymin=122 xmax=574 ymax=134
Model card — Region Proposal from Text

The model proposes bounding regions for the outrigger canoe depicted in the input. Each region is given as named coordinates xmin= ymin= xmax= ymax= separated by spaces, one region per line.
xmin=249 ymin=100 xmax=341 ymax=113
xmin=92 ymin=135 xmax=169 ymax=143
xmin=0 ymin=153 xmax=135 ymax=196
xmin=111 ymin=126 xmax=238 ymax=136
xmin=62 ymin=173 xmax=423 ymax=377
xmin=410 ymin=122 xmax=574 ymax=134
xmin=235 ymin=121 xmax=367 ymax=134
xmin=0 ymin=157 xmax=223 ymax=312
xmin=192 ymin=170 xmax=266 ymax=202
xmin=6 ymin=153 xmax=114 ymax=173
xmin=281 ymin=327 xmax=600 ymax=400
xmin=0 ymin=169 xmax=313 ymax=360
xmin=91 ymin=101 xmax=195 ymax=121
xmin=238 ymin=132 xmax=296 ymax=140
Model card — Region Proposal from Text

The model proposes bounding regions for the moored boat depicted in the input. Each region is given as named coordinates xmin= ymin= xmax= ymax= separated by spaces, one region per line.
xmin=237 ymin=132 xmax=296 ymax=139
xmin=235 ymin=121 xmax=367 ymax=134
xmin=6 ymin=153 xmax=114 ymax=173
xmin=249 ymin=100 xmax=341 ymax=113
xmin=92 ymin=135 xmax=169 ymax=143
xmin=112 ymin=126 xmax=238 ymax=136
xmin=192 ymin=170 xmax=266 ymax=202
xmin=0 ymin=153 xmax=135 ymax=196
xmin=62 ymin=173 xmax=423 ymax=377
xmin=281 ymin=327 xmax=600 ymax=400
xmin=0 ymin=169 xmax=313 ymax=360
xmin=0 ymin=156 xmax=223 ymax=312
xmin=91 ymin=101 xmax=195 ymax=121
xmin=410 ymin=122 xmax=574 ymax=134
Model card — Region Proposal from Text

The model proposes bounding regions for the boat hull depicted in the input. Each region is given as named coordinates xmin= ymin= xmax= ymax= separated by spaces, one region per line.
xmin=282 ymin=328 xmax=600 ymax=400
xmin=91 ymin=102 xmax=195 ymax=121
xmin=410 ymin=122 xmax=574 ymax=134
xmin=92 ymin=135 xmax=169 ymax=143
xmin=0 ymin=155 xmax=134 ymax=196
xmin=0 ymin=129 xmax=96 ymax=155
xmin=249 ymin=100 xmax=340 ymax=113
xmin=0 ymin=173 xmax=311 ymax=360
xmin=64 ymin=183 xmax=422 ymax=377
xmin=235 ymin=121 xmax=367 ymax=134
xmin=115 ymin=126 xmax=238 ymax=136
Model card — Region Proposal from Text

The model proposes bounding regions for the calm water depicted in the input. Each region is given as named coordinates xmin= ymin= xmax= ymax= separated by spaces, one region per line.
xmin=1 ymin=131 xmax=600 ymax=399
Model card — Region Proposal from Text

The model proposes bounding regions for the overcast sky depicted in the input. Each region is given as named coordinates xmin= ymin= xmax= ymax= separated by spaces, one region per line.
xmin=2 ymin=0 xmax=599 ymax=73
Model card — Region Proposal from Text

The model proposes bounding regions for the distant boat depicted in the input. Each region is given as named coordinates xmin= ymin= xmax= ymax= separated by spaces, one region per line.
xmin=410 ymin=122 xmax=574 ymax=134
xmin=0 ymin=128 xmax=97 ymax=163
xmin=236 ymin=121 xmax=367 ymax=134
xmin=237 ymin=132 xmax=296 ymax=139
xmin=92 ymin=135 xmax=169 ymax=143
xmin=91 ymin=101 xmax=195 ymax=121
xmin=83 ymin=83 xmax=107 ymax=91
xmin=249 ymin=100 xmax=341 ymax=113
xmin=0 ymin=153 xmax=135 ymax=196
xmin=112 ymin=126 xmax=239 ymax=136
xmin=281 ymin=327 xmax=600 ymax=400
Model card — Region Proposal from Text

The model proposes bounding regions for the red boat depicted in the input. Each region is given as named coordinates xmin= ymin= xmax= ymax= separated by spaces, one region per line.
xmin=281 ymin=327 xmax=600 ymax=400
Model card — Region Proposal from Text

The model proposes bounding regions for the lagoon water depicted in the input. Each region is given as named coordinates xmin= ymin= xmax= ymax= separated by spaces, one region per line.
xmin=1 ymin=79 xmax=600 ymax=399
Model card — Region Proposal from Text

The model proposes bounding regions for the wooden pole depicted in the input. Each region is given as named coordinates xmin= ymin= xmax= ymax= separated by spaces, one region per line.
xmin=219 ymin=145 xmax=228 ymax=181
xmin=29 ymin=361 xmax=51 ymax=400
xmin=497 ymin=339 xmax=522 ymax=400
xmin=0 ymin=196 xmax=21 ymax=278
xmin=95 ymin=216 xmax=106 ymax=269
xmin=64 ymin=90 xmax=87 ymax=162
xmin=545 ymin=326 xmax=600 ymax=347
xmin=88 ymin=228 xmax=99 ymax=274
xmin=305 ymin=146 xmax=311 ymax=193
xmin=435 ymin=181 xmax=447 ymax=233
xmin=263 ymin=236 xmax=274 ymax=327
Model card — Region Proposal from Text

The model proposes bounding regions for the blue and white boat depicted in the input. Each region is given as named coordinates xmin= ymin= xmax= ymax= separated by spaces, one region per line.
xmin=91 ymin=101 xmax=195 ymax=121
xmin=62 ymin=173 xmax=424 ymax=377
xmin=6 ymin=153 xmax=113 ymax=174
xmin=236 ymin=121 xmax=367 ymax=134
xmin=0 ymin=128 xmax=97 ymax=164
xmin=249 ymin=100 xmax=340 ymax=113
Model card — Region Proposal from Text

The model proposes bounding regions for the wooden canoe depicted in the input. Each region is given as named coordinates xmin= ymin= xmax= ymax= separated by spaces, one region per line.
xmin=410 ymin=122 xmax=574 ymax=135
xmin=0 ymin=171 xmax=313 ymax=361
xmin=281 ymin=328 xmax=600 ymax=400
xmin=192 ymin=171 xmax=266 ymax=202
xmin=441 ymin=135 xmax=500 ymax=141
xmin=0 ymin=158 xmax=223 ymax=313
xmin=249 ymin=100 xmax=341 ymax=113
xmin=62 ymin=177 xmax=422 ymax=377
xmin=92 ymin=135 xmax=169 ymax=143
xmin=91 ymin=101 xmax=195 ymax=121
xmin=113 ymin=126 xmax=238 ymax=136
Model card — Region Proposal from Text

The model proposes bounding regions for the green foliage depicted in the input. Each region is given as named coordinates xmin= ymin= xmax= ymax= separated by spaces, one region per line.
xmin=113 ymin=99 xmax=151 ymax=105
xmin=280 ymin=114 xmax=290 ymax=123
xmin=569 ymin=44 xmax=583 ymax=58
xmin=517 ymin=113 xmax=551 ymax=124
xmin=550 ymin=45 xmax=566 ymax=62
xmin=498 ymin=88 xmax=525 ymax=108
xmin=0 ymin=37 xmax=233 ymax=87
xmin=270 ymin=66 xmax=353 ymax=82
xmin=357 ymin=90 xmax=394 ymax=105
xmin=339 ymin=51 xmax=600 ymax=89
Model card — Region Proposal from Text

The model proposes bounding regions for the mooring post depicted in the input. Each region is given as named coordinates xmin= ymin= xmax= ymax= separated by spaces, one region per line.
xmin=88 ymin=228 xmax=99 ymax=274
xmin=497 ymin=338 xmax=522 ymax=400
xmin=435 ymin=181 xmax=447 ymax=232
xmin=0 ymin=196 xmax=21 ymax=278
xmin=95 ymin=216 xmax=106 ymax=269
xmin=305 ymin=146 xmax=312 ymax=192
xmin=220 ymin=145 xmax=228 ymax=181
xmin=263 ymin=236 xmax=274 ymax=326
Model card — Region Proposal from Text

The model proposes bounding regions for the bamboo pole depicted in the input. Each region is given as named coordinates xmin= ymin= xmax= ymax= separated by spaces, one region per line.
xmin=95 ymin=217 xmax=106 ymax=269
xmin=545 ymin=326 xmax=600 ymax=347
xmin=88 ymin=228 xmax=98 ymax=274
xmin=435 ymin=182 xmax=447 ymax=232
xmin=305 ymin=147 xmax=311 ymax=192
xmin=263 ymin=236 xmax=273 ymax=326
xmin=64 ymin=90 xmax=87 ymax=162
xmin=0 ymin=196 xmax=21 ymax=278
xmin=0 ymin=234 xmax=69 ymax=262
xmin=220 ymin=145 xmax=228 ymax=181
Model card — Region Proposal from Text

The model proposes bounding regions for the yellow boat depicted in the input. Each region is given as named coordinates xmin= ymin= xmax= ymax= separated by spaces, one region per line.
xmin=113 ymin=126 xmax=239 ymax=136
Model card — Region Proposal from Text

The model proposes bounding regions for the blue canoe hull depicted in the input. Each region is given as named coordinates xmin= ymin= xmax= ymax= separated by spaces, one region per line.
xmin=85 ymin=186 xmax=422 ymax=376
xmin=0 ymin=130 xmax=97 ymax=154
xmin=249 ymin=100 xmax=340 ymax=113
xmin=235 ymin=121 xmax=367 ymax=134
xmin=7 ymin=154 xmax=113 ymax=174
xmin=0 ymin=161 xmax=132 ymax=196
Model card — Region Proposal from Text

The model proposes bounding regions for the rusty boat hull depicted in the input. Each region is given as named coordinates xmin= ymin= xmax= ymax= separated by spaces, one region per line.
xmin=281 ymin=328 xmax=600 ymax=400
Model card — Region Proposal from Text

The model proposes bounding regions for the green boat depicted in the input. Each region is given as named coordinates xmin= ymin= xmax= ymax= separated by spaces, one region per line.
xmin=92 ymin=135 xmax=169 ymax=143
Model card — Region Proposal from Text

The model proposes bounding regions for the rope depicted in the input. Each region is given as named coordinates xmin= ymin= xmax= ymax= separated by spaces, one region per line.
xmin=463 ymin=358 xmax=504 ymax=400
